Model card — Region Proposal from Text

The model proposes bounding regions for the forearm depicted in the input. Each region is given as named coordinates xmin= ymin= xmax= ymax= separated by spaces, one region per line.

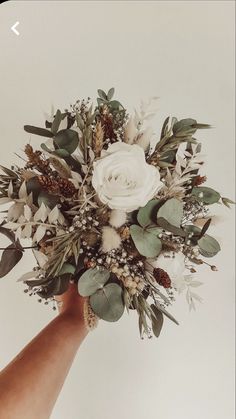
xmin=0 ymin=312 xmax=87 ymax=419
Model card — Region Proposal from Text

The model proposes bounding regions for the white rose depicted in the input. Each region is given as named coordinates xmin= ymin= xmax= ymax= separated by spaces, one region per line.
xmin=92 ymin=142 xmax=162 ymax=212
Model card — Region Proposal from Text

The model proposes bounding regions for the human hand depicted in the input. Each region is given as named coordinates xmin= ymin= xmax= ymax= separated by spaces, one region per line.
xmin=55 ymin=282 xmax=87 ymax=328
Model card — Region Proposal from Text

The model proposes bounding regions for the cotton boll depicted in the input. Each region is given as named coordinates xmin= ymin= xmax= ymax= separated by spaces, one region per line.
xmin=136 ymin=127 xmax=153 ymax=151
xmin=109 ymin=209 xmax=127 ymax=228
xmin=101 ymin=226 xmax=121 ymax=253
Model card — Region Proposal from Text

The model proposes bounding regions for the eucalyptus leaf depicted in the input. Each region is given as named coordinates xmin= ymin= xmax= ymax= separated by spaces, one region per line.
xmin=90 ymin=283 xmax=124 ymax=322
xmin=78 ymin=268 xmax=110 ymax=297
xmin=198 ymin=235 xmax=221 ymax=257
xmin=157 ymin=198 xmax=183 ymax=227
xmin=59 ymin=263 xmax=76 ymax=276
xmin=137 ymin=199 xmax=161 ymax=227
xmin=53 ymin=149 xmax=70 ymax=158
xmin=157 ymin=217 xmax=187 ymax=237
xmin=54 ymin=129 xmax=79 ymax=154
xmin=26 ymin=177 xmax=42 ymax=203
xmin=191 ymin=187 xmax=220 ymax=205
xmin=24 ymin=125 xmax=54 ymax=138
xmin=0 ymin=245 xmax=23 ymax=278
xmin=130 ymin=225 xmax=162 ymax=258
xmin=38 ymin=192 xmax=60 ymax=209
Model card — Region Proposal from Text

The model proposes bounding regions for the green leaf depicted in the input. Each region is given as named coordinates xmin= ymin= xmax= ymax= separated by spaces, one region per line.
xmin=37 ymin=276 xmax=70 ymax=298
xmin=78 ymin=268 xmax=110 ymax=297
xmin=0 ymin=245 xmax=23 ymax=278
xmin=157 ymin=217 xmax=187 ymax=237
xmin=26 ymin=177 xmax=42 ymax=202
xmin=90 ymin=283 xmax=124 ymax=322
xmin=150 ymin=306 xmax=164 ymax=338
xmin=38 ymin=192 xmax=60 ymax=209
xmin=151 ymin=302 xmax=179 ymax=325
xmin=51 ymin=110 xmax=62 ymax=135
xmin=107 ymin=87 xmax=115 ymax=101
xmin=172 ymin=118 xmax=197 ymax=137
xmin=24 ymin=125 xmax=54 ymax=138
xmin=0 ymin=165 xmax=18 ymax=178
xmin=222 ymin=197 xmax=235 ymax=208
xmin=97 ymin=89 xmax=107 ymax=100
xmin=0 ymin=225 xmax=16 ymax=243
xmin=53 ymin=149 xmax=70 ymax=158
xmin=58 ymin=263 xmax=75 ymax=276
xmin=199 ymin=218 xmax=211 ymax=239
xmin=191 ymin=187 xmax=220 ymax=205
xmin=198 ymin=235 xmax=221 ymax=257
xmin=137 ymin=199 xmax=161 ymax=227
xmin=109 ymin=100 xmax=124 ymax=110
xmin=54 ymin=129 xmax=79 ymax=154
xmin=157 ymin=198 xmax=184 ymax=227
xmin=130 ymin=225 xmax=162 ymax=258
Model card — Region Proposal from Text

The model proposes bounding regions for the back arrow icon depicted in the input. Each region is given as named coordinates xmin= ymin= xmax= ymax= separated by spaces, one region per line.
xmin=11 ymin=21 xmax=20 ymax=36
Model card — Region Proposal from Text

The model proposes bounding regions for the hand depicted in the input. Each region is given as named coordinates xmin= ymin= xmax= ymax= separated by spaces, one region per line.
xmin=55 ymin=282 xmax=87 ymax=328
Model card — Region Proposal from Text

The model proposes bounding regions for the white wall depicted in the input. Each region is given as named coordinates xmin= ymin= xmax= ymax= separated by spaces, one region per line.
xmin=0 ymin=1 xmax=235 ymax=419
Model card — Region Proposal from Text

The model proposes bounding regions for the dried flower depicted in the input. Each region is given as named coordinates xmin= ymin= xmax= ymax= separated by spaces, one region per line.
xmin=101 ymin=226 xmax=121 ymax=252
xmin=109 ymin=209 xmax=127 ymax=228
xmin=153 ymin=268 xmax=172 ymax=288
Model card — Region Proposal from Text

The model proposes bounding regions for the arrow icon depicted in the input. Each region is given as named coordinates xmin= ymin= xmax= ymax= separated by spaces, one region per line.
xmin=11 ymin=21 xmax=20 ymax=36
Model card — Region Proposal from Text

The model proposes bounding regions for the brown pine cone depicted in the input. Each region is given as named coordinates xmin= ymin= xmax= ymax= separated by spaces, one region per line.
xmin=153 ymin=268 xmax=172 ymax=289
xmin=38 ymin=175 xmax=59 ymax=194
xmin=57 ymin=178 xmax=77 ymax=197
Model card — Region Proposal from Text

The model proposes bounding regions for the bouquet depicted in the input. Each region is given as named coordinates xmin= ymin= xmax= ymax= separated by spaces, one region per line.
xmin=0 ymin=88 xmax=233 ymax=338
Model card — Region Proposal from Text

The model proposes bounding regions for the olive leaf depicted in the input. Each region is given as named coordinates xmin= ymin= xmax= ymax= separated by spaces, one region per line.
xmin=191 ymin=187 xmax=220 ymax=205
xmin=198 ymin=235 xmax=221 ymax=257
xmin=130 ymin=225 xmax=162 ymax=258
xmin=54 ymin=129 xmax=79 ymax=154
xmin=157 ymin=198 xmax=184 ymax=228
xmin=90 ymin=283 xmax=124 ymax=322
xmin=41 ymin=143 xmax=70 ymax=158
xmin=51 ymin=110 xmax=62 ymax=135
xmin=151 ymin=301 xmax=179 ymax=325
xmin=0 ymin=245 xmax=23 ymax=278
xmin=221 ymin=197 xmax=235 ymax=208
xmin=78 ymin=268 xmax=110 ymax=297
xmin=107 ymin=87 xmax=115 ymax=101
xmin=97 ymin=89 xmax=107 ymax=101
xmin=173 ymin=118 xmax=197 ymax=137
xmin=150 ymin=304 xmax=164 ymax=338
xmin=24 ymin=125 xmax=54 ymax=138
xmin=137 ymin=199 xmax=161 ymax=227
xmin=199 ymin=218 xmax=211 ymax=239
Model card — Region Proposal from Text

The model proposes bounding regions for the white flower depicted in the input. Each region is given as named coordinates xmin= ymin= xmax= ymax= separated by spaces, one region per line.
xmin=109 ymin=209 xmax=127 ymax=228
xmin=92 ymin=142 xmax=162 ymax=212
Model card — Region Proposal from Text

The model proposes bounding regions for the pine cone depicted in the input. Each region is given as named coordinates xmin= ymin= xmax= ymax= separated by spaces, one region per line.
xmin=57 ymin=178 xmax=77 ymax=197
xmin=153 ymin=268 xmax=171 ymax=289
xmin=38 ymin=175 xmax=59 ymax=194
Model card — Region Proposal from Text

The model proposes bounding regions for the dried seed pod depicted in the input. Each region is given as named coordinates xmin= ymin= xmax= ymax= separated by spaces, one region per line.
xmin=49 ymin=157 xmax=71 ymax=178
xmin=93 ymin=121 xmax=104 ymax=156
xmin=153 ymin=268 xmax=172 ymax=289
xmin=83 ymin=298 xmax=99 ymax=331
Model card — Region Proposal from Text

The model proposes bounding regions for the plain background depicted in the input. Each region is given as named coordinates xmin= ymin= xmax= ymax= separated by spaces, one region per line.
xmin=0 ymin=1 xmax=235 ymax=419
